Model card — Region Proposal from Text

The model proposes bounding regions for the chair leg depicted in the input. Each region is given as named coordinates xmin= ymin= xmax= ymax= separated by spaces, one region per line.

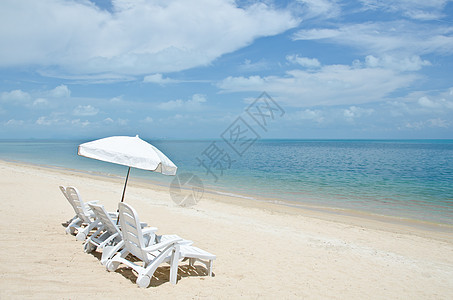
xmin=169 ymin=244 xmax=180 ymax=285
xmin=208 ymin=260 xmax=213 ymax=276
xmin=189 ymin=258 xmax=195 ymax=267
xmin=65 ymin=218 xmax=81 ymax=235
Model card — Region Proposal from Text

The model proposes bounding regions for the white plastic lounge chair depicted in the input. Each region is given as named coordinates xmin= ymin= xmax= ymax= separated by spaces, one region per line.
xmin=106 ymin=202 xmax=182 ymax=287
xmin=60 ymin=185 xmax=80 ymax=226
xmin=85 ymin=203 xmax=159 ymax=265
xmin=85 ymin=203 xmax=193 ymax=266
xmin=60 ymin=186 xmax=114 ymax=241
xmin=84 ymin=203 xmax=126 ymax=264
xmin=60 ymin=185 xmax=96 ymax=238
xmin=176 ymin=244 xmax=216 ymax=277
xmin=106 ymin=203 xmax=215 ymax=287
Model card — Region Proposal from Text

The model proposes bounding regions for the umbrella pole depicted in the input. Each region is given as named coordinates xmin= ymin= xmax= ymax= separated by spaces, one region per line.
xmin=121 ymin=167 xmax=131 ymax=203
xmin=117 ymin=167 xmax=131 ymax=225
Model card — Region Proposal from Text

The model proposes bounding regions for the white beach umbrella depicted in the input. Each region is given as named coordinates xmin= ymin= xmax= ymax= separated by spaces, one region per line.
xmin=78 ymin=135 xmax=177 ymax=203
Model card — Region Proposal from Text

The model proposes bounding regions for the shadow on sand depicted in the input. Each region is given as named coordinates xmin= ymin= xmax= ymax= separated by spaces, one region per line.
xmin=88 ymin=251 xmax=214 ymax=288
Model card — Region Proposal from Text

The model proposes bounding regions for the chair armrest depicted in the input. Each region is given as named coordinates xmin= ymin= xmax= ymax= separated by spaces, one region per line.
xmin=142 ymin=227 xmax=158 ymax=235
xmin=102 ymin=232 xmax=120 ymax=245
xmin=143 ymin=238 xmax=182 ymax=252
xmin=158 ymin=234 xmax=193 ymax=246
xmin=139 ymin=222 xmax=148 ymax=228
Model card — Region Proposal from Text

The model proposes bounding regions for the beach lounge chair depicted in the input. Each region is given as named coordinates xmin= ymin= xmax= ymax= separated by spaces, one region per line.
xmin=106 ymin=203 xmax=216 ymax=287
xmin=84 ymin=203 xmax=126 ymax=264
xmin=85 ymin=203 xmax=160 ymax=265
xmin=60 ymin=185 xmax=81 ymax=226
xmin=85 ymin=203 xmax=193 ymax=265
xmin=106 ymin=202 xmax=182 ymax=287
xmin=176 ymin=243 xmax=216 ymax=277
xmin=59 ymin=185 xmax=113 ymax=241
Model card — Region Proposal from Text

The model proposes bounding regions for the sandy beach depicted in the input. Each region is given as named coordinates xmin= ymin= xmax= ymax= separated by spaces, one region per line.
xmin=0 ymin=159 xmax=452 ymax=299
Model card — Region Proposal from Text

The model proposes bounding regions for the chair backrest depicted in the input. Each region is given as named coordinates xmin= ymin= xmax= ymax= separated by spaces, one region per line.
xmin=66 ymin=186 xmax=92 ymax=223
xmin=88 ymin=203 xmax=121 ymax=238
xmin=118 ymin=202 xmax=149 ymax=263
xmin=59 ymin=185 xmax=73 ymax=208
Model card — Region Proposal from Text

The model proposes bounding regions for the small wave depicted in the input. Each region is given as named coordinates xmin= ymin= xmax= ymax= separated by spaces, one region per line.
xmin=214 ymin=191 xmax=256 ymax=200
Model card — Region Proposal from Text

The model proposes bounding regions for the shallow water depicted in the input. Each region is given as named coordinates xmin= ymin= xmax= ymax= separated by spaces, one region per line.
xmin=1 ymin=139 xmax=452 ymax=224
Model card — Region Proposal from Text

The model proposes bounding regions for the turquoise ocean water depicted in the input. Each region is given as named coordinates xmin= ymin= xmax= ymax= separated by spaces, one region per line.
xmin=1 ymin=139 xmax=452 ymax=225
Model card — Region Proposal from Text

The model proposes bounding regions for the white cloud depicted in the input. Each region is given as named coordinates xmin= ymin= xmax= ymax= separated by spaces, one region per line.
xmin=36 ymin=116 xmax=53 ymax=126
xmin=404 ymin=121 xmax=424 ymax=129
xmin=0 ymin=0 xmax=299 ymax=77
xmin=288 ymin=109 xmax=325 ymax=123
xmin=428 ymin=118 xmax=449 ymax=128
xmin=364 ymin=55 xmax=431 ymax=71
xmin=343 ymin=106 xmax=374 ymax=121
xmin=32 ymin=98 xmax=49 ymax=107
xmin=0 ymin=89 xmax=31 ymax=103
xmin=71 ymin=119 xmax=90 ymax=127
xmin=387 ymin=87 xmax=453 ymax=117
xmin=218 ymin=64 xmax=416 ymax=107
xmin=143 ymin=73 xmax=177 ymax=85
xmin=73 ymin=105 xmax=99 ymax=116
xmin=405 ymin=118 xmax=450 ymax=129
xmin=117 ymin=118 xmax=128 ymax=126
xmin=5 ymin=119 xmax=24 ymax=126
xmin=293 ymin=0 xmax=341 ymax=19
xmin=286 ymin=55 xmax=321 ymax=68
xmin=109 ymin=96 xmax=124 ymax=104
xmin=38 ymin=71 xmax=136 ymax=83
xmin=418 ymin=97 xmax=440 ymax=108
xmin=48 ymin=84 xmax=71 ymax=98
xmin=141 ymin=116 xmax=154 ymax=123
xmin=417 ymin=95 xmax=453 ymax=110
xmin=158 ymin=94 xmax=207 ymax=110
xmin=293 ymin=21 xmax=453 ymax=57
xmin=238 ymin=59 xmax=270 ymax=72
xmin=218 ymin=75 xmax=266 ymax=90
xmin=359 ymin=0 xmax=449 ymax=20
xmin=158 ymin=100 xmax=184 ymax=110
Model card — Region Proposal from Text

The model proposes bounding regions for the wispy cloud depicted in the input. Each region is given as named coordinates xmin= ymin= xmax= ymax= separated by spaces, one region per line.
xmin=362 ymin=55 xmax=431 ymax=72
xmin=286 ymin=55 xmax=321 ymax=68
xmin=293 ymin=21 xmax=453 ymax=56
xmin=47 ymin=84 xmax=71 ymax=98
xmin=158 ymin=94 xmax=207 ymax=111
xmin=292 ymin=0 xmax=341 ymax=20
xmin=73 ymin=105 xmax=99 ymax=116
xmin=217 ymin=63 xmax=417 ymax=107
xmin=1 ymin=89 xmax=31 ymax=104
xmin=238 ymin=59 xmax=270 ymax=72
xmin=1 ymin=85 xmax=71 ymax=108
xmin=359 ymin=0 xmax=450 ymax=20
xmin=343 ymin=106 xmax=374 ymax=122
xmin=143 ymin=74 xmax=178 ymax=85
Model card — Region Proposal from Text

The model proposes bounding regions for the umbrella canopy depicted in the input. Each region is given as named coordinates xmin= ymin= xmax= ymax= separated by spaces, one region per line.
xmin=78 ymin=135 xmax=177 ymax=175
xmin=78 ymin=135 xmax=177 ymax=203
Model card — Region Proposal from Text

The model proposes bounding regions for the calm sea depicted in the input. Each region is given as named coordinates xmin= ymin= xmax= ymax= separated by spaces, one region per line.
xmin=1 ymin=139 xmax=452 ymax=225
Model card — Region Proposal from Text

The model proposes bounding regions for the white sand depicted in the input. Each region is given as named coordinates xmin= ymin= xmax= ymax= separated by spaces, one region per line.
xmin=0 ymin=160 xmax=452 ymax=299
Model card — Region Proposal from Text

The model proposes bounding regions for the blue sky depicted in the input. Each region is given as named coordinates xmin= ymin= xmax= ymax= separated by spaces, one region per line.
xmin=1 ymin=0 xmax=452 ymax=140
